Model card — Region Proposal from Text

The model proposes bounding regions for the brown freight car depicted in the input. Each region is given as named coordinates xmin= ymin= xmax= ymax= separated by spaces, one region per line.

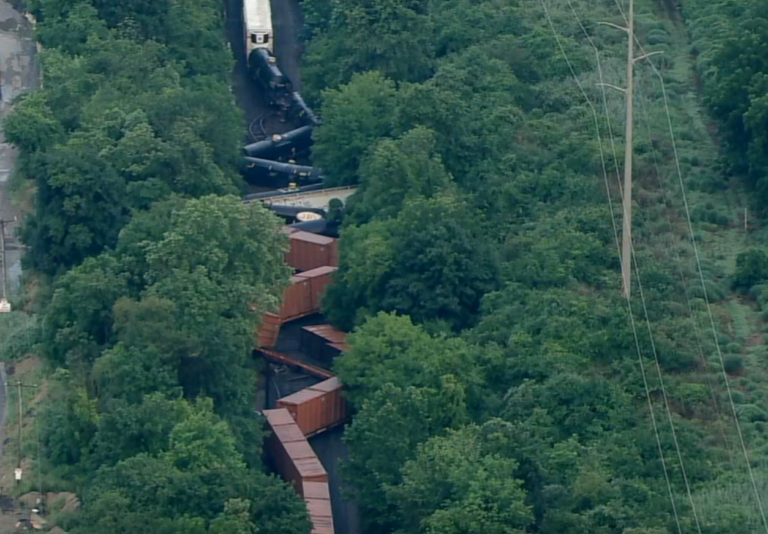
xmin=277 ymin=376 xmax=349 ymax=438
xmin=297 ymin=266 xmax=337 ymax=310
xmin=256 ymin=312 xmax=282 ymax=348
xmin=286 ymin=231 xmax=337 ymax=272
xmin=279 ymin=275 xmax=313 ymax=322
xmin=263 ymin=409 xmax=328 ymax=496
xmin=301 ymin=324 xmax=347 ymax=362
xmin=306 ymin=493 xmax=334 ymax=534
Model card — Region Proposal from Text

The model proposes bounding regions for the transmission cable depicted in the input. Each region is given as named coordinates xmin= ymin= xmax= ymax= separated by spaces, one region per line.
xmin=539 ymin=2 xmax=682 ymax=532
xmin=612 ymin=2 xmax=768 ymax=530
xmin=635 ymin=87 xmax=736 ymax=468
xmin=564 ymin=3 xmax=703 ymax=531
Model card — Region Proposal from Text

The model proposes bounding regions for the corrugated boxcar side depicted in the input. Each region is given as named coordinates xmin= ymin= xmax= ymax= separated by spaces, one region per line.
xmin=287 ymin=231 xmax=335 ymax=272
xmin=304 ymin=482 xmax=335 ymax=534
xmin=256 ymin=312 xmax=281 ymax=348
xmin=279 ymin=276 xmax=313 ymax=322
xmin=277 ymin=377 xmax=348 ymax=438
xmin=263 ymin=409 xmax=328 ymax=496
xmin=297 ymin=266 xmax=337 ymax=310
xmin=328 ymin=239 xmax=339 ymax=267
xmin=307 ymin=497 xmax=334 ymax=534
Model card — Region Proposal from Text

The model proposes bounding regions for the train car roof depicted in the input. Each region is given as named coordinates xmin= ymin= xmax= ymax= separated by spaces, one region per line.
xmin=245 ymin=0 xmax=272 ymax=31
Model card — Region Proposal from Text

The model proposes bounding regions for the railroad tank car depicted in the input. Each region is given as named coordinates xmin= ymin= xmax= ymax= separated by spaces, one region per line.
xmin=249 ymin=49 xmax=293 ymax=109
xmin=243 ymin=126 xmax=314 ymax=160
xmin=289 ymin=92 xmax=322 ymax=127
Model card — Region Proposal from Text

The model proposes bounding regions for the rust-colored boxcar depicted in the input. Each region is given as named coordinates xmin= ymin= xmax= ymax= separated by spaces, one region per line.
xmin=278 ymin=275 xmax=313 ymax=322
xmin=277 ymin=377 xmax=348 ymax=438
xmin=296 ymin=266 xmax=337 ymax=310
xmin=263 ymin=409 xmax=328 ymax=496
xmin=255 ymin=312 xmax=282 ymax=348
xmin=286 ymin=231 xmax=337 ymax=272
xmin=301 ymin=324 xmax=347 ymax=362
xmin=306 ymin=495 xmax=334 ymax=534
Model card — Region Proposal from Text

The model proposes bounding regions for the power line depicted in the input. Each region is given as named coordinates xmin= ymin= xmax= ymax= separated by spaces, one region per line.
xmin=635 ymin=88 xmax=736 ymax=468
xmin=611 ymin=1 xmax=768 ymax=531
xmin=539 ymin=3 xmax=682 ymax=532
xmin=564 ymin=2 xmax=707 ymax=530
xmin=564 ymin=3 xmax=703 ymax=530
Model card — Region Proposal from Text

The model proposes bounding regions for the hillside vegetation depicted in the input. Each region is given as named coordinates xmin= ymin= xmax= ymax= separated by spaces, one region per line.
xmin=1 ymin=0 xmax=312 ymax=532
xmin=300 ymin=0 xmax=768 ymax=532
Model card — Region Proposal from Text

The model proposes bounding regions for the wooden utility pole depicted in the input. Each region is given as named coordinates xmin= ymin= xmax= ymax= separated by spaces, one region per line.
xmin=600 ymin=1 xmax=660 ymax=298
xmin=621 ymin=0 xmax=635 ymax=298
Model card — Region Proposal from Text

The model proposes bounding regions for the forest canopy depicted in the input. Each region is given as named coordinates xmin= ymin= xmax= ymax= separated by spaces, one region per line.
xmin=300 ymin=0 xmax=768 ymax=532
xmin=3 ymin=1 xmax=312 ymax=532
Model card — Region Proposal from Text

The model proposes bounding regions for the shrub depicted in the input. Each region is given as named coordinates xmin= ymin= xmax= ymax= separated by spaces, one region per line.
xmin=723 ymin=354 xmax=745 ymax=375
xmin=0 ymin=312 xmax=39 ymax=361
xmin=733 ymin=248 xmax=768 ymax=292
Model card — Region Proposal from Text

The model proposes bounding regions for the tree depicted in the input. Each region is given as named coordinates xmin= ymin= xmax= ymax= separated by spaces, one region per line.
xmin=334 ymin=312 xmax=484 ymax=409
xmin=71 ymin=398 xmax=310 ymax=534
xmin=312 ymin=71 xmax=398 ymax=186
xmin=302 ymin=0 xmax=435 ymax=94
xmin=346 ymin=126 xmax=454 ymax=224
xmin=24 ymin=133 xmax=130 ymax=274
xmin=732 ymin=248 xmax=768 ymax=292
xmin=2 ymin=92 xmax=64 ymax=153
xmin=342 ymin=383 xmax=469 ymax=534
xmin=27 ymin=0 xmax=109 ymax=54
xmin=89 ymin=394 xmax=190 ymax=468
xmin=325 ymin=194 xmax=500 ymax=330
xmin=332 ymin=0 xmax=435 ymax=81
xmin=43 ymin=254 xmax=129 ymax=367
xmin=388 ymin=426 xmax=532 ymax=534
xmin=394 ymin=47 xmax=526 ymax=183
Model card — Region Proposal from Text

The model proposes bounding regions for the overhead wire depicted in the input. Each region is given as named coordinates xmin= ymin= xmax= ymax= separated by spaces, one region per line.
xmin=564 ymin=2 xmax=702 ymax=531
xmin=612 ymin=2 xmax=768 ymax=530
xmin=539 ymin=2 xmax=682 ymax=531
xmin=635 ymin=87 xmax=736 ymax=468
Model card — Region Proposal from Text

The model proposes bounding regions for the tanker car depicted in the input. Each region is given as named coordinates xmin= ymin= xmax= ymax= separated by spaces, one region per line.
xmin=250 ymin=49 xmax=293 ymax=110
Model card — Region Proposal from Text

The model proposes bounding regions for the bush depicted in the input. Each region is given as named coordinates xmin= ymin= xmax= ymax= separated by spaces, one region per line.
xmin=647 ymin=28 xmax=670 ymax=45
xmin=737 ymin=404 xmax=768 ymax=423
xmin=733 ymin=248 xmax=768 ymax=292
xmin=723 ymin=354 xmax=745 ymax=375
xmin=0 ymin=312 xmax=39 ymax=361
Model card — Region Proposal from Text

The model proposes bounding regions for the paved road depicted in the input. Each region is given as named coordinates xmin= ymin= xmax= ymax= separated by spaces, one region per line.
xmin=0 ymin=0 xmax=37 ymax=301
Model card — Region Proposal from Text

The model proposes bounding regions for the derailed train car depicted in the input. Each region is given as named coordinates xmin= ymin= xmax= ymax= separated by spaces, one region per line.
xmin=249 ymin=48 xmax=293 ymax=109
xmin=243 ymin=126 xmax=314 ymax=160
xmin=289 ymin=92 xmax=322 ymax=127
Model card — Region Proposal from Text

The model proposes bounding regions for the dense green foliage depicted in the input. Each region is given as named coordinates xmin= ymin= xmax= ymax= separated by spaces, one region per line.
xmin=681 ymin=0 xmax=768 ymax=204
xmin=39 ymin=195 xmax=308 ymax=532
xmin=302 ymin=0 xmax=768 ymax=532
xmin=7 ymin=0 xmax=244 ymax=275
xmin=4 ymin=1 xmax=312 ymax=532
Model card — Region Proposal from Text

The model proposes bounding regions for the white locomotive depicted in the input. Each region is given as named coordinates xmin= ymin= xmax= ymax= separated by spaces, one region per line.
xmin=244 ymin=0 xmax=274 ymax=55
